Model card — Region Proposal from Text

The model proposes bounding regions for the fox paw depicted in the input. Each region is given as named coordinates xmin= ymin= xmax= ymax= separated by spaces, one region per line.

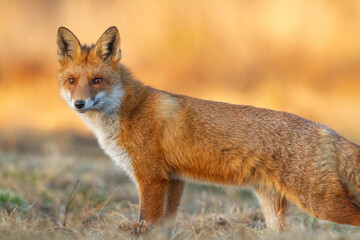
xmin=119 ymin=220 xmax=152 ymax=237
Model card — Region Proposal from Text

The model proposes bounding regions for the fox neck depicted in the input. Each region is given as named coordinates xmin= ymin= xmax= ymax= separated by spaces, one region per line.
xmin=117 ymin=65 xmax=148 ymax=117
xmin=80 ymin=108 xmax=134 ymax=178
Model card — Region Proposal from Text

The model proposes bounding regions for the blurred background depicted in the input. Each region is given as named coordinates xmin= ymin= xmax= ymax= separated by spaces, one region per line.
xmin=1 ymin=0 xmax=360 ymax=147
xmin=1 ymin=1 xmax=360 ymax=237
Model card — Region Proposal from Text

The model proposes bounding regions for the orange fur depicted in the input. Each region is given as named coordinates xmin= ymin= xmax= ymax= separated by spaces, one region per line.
xmin=57 ymin=26 xmax=360 ymax=231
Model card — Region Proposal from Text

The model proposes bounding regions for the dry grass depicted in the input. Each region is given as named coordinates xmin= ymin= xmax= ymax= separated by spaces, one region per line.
xmin=1 ymin=135 xmax=360 ymax=239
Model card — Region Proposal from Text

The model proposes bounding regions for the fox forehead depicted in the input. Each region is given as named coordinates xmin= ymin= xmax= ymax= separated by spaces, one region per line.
xmin=60 ymin=44 xmax=100 ymax=66
xmin=59 ymin=64 xmax=111 ymax=80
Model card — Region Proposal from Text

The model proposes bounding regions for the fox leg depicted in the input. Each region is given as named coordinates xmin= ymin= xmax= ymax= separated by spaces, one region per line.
xmin=137 ymin=178 xmax=169 ymax=225
xmin=164 ymin=179 xmax=185 ymax=223
xmin=254 ymin=187 xmax=287 ymax=232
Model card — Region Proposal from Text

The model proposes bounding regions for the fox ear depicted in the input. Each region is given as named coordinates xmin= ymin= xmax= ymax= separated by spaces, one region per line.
xmin=95 ymin=26 xmax=121 ymax=63
xmin=57 ymin=27 xmax=81 ymax=63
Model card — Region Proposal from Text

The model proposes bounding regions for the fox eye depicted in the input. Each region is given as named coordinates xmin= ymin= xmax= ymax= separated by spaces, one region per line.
xmin=68 ymin=78 xmax=75 ymax=84
xmin=93 ymin=78 xmax=103 ymax=85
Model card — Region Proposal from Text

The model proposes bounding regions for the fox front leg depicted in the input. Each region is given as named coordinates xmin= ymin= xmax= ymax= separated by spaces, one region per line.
xmin=137 ymin=178 xmax=170 ymax=225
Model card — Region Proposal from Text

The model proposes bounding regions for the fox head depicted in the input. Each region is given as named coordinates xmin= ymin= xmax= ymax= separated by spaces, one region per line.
xmin=57 ymin=26 xmax=124 ymax=113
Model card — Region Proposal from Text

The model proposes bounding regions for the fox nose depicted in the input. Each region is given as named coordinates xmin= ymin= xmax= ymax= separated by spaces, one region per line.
xmin=74 ymin=100 xmax=85 ymax=109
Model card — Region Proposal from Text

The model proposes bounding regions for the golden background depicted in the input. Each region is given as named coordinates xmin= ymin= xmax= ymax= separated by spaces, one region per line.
xmin=1 ymin=0 xmax=360 ymax=145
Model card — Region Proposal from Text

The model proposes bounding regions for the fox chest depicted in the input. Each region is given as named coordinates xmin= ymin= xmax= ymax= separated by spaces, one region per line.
xmin=81 ymin=113 xmax=134 ymax=179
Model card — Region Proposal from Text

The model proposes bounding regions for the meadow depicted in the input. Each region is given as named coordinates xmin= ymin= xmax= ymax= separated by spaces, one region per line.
xmin=1 ymin=0 xmax=360 ymax=239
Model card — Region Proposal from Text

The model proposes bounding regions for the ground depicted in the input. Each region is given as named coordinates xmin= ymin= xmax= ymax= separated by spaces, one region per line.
xmin=0 ymin=133 xmax=359 ymax=240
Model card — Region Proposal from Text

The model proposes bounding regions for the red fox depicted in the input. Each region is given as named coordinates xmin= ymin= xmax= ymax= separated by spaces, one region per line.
xmin=57 ymin=26 xmax=360 ymax=232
